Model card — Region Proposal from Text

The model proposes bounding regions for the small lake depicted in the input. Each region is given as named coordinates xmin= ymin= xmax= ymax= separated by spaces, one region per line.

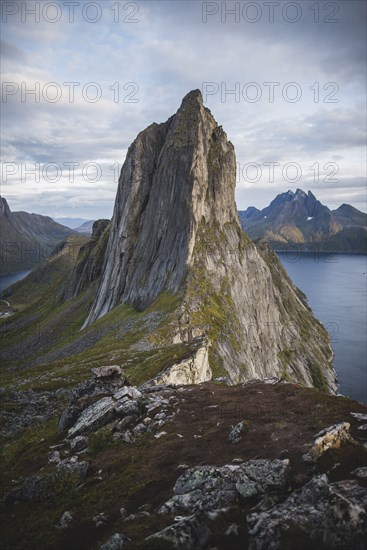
xmin=277 ymin=252 xmax=367 ymax=404
xmin=0 ymin=270 xmax=31 ymax=293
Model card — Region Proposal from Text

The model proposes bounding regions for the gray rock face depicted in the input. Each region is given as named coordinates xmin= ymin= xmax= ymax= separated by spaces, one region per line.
xmin=147 ymin=514 xmax=211 ymax=550
xmin=247 ymin=474 xmax=367 ymax=549
xmin=160 ymin=459 xmax=289 ymax=514
xmin=99 ymin=533 xmax=130 ymax=550
xmin=83 ymin=89 xmax=336 ymax=393
xmin=68 ymin=397 xmax=115 ymax=438
xmin=67 ymin=385 xmax=144 ymax=438
xmin=59 ymin=219 xmax=110 ymax=300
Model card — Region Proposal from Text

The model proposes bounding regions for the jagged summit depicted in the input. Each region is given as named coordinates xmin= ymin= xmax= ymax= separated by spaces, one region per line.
xmin=84 ymin=89 xmax=237 ymax=324
xmin=240 ymin=188 xmax=366 ymax=251
xmin=82 ymin=91 xmax=337 ymax=391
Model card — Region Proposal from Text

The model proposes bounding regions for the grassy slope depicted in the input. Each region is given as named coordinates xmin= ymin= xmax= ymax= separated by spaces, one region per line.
xmin=0 ymin=235 xmax=196 ymax=395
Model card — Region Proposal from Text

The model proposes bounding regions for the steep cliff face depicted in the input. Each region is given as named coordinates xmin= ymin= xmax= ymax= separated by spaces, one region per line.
xmin=84 ymin=90 xmax=337 ymax=392
xmin=60 ymin=219 xmax=110 ymax=300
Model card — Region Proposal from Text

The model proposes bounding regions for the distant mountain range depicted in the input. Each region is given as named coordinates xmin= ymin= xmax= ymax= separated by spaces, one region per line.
xmin=239 ymin=189 xmax=367 ymax=254
xmin=74 ymin=220 xmax=94 ymax=234
xmin=54 ymin=218 xmax=94 ymax=234
xmin=0 ymin=197 xmax=75 ymax=275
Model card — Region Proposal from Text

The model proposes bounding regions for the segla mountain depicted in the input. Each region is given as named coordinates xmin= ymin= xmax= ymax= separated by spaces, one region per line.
xmin=75 ymin=90 xmax=336 ymax=392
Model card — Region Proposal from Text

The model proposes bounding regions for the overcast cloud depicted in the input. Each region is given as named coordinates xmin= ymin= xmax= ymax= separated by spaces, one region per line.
xmin=0 ymin=0 xmax=366 ymax=218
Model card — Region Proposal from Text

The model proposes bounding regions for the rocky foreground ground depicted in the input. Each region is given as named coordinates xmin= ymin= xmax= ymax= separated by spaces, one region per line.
xmin=1 ymin=367 xmax=367 ymax=549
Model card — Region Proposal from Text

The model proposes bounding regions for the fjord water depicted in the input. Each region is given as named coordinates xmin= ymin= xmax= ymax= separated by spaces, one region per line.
xmin=278 ymin=252 xmax=367 ymax=404
xmin=0 ymin=270 xmax=31 ymax=293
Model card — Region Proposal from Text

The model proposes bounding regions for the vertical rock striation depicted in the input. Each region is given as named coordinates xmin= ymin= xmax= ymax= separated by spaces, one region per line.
xmin=83 ymin=90 xmax=337 ymax=392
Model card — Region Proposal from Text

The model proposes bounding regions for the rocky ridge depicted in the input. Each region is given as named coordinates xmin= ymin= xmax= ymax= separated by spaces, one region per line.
xmin=2 ymin=367 xmax=367 ymax=549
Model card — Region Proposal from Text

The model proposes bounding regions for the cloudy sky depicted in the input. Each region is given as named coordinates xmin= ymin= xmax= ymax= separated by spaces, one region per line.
xmin=1 ymin=0 xmax=366 ymax=219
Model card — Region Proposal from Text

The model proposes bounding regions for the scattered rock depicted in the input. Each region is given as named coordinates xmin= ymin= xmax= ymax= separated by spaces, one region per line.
xmin=352 ymin=467 xmax=367 ymax=480
xmin=358 ymin=424 xmax=367 ymax=431
xmin=114 ymin=399 xmax=140 ymax=419
xmin=263 ymin=377 xmax=280 ymax=384
xmin=48 ymin=450 xmax=61 ymax=464
xmin=159 ymin=459 xmax=289 ymax=514
xmin=351 ymin=412 xmax=367 ymax=422
xmin=57 ymin=456 xmax=89 ymax=481
xmin=133 ymin=423 xmax=148 ymax=435
xmin=225 ymin=523 xmax=241 ymax=536
xmin=146 ymin=514 xmax=211 ymax=550
xmin=69 ymin=435 xmax=88 ymax=453
xmin=56 ymin=511 xmax=73 ymax=530
xmin=303 ymin=422 xmax=354 ymax=463
xmin=99 ymin=532 xmax=130 ymax=549
xmin=229 ymin=421 xmax=247 ymax=443
xmin=114 ymin=386 xmax=142 ymax=401
xmin=247 ymin=474 xmax=367 ymax=549
xmin=58 ymin=407 xmax=80 ymax=433
xmin=92 ymin=365 xmax=124 ymax=380
xmin=93 ymin=512 xmax=107 ymax=527
xmin=120 ymin=507 xmax=127 ymax=519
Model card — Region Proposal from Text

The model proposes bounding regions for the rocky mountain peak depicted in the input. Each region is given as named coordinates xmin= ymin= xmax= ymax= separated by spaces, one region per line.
xmin=83 ymin=91 xmax=337 ymax=392
xmin=0 ymin=196 xmax=11 ymax=218
xmin=84 ymin=89 xmax=238 ymax=323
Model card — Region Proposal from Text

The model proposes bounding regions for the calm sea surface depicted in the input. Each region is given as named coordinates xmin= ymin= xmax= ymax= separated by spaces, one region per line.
xmin=278 ymin=252 xmax=367 ymax=404
xmin=0 ymin=270 xmax=31 ymax=293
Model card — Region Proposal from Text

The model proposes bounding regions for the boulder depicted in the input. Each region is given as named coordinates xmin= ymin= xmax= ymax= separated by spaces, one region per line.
xmin=58 ymin=407 xmax=80 ymax=433
xmin=57 ymin=511 xmax=73 ymax=530
xmin=57 ymin=456 xmax=89 ymax=481
xmin=92 ymin=365 xmax=124 ymax=380
xmin=247 ymin=474 xmax=367 ymax=549
xmin=303 ymin=422 xmax=354 ymax=463
xmin=229 ymin=421 xmax=246 ymax=443
xmin=48 ymin=450 xmax=61 ymax=464
xmin=160 ymin=459 xmax=289 ymax=514
xmin=68 ymin=397 xmax=116 ymax=438
xmin=66 ymin=385 xmax=144 ymax=438
xmin=146 ymin=514 xmax=210 ymax=550
xmin=69 ymin=435 xmax=89 ymax=453
xmin=99 ymin=532 xmax=130 ymax=549
xmin=114 ymin=387 xmax=142 ymax=401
